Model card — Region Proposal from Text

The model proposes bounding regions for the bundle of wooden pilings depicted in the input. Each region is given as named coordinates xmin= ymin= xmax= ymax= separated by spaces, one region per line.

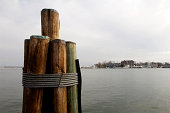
xmin=22 ymin=9 xmax=81 ymax=113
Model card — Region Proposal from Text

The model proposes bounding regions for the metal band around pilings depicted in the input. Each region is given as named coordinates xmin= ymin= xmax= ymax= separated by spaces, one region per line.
xmin=22 ymin=73 xmax=78 ymax=88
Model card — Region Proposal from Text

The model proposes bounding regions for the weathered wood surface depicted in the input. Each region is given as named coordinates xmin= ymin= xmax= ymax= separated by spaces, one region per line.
xmin=22 ymin=35 xmax=49 ymax=113
xmin=51 ymin=39 xmax=67 ymax=113
xmin=43 ymin=39 xmax=67 ymax=113
xmin=41 ymin=9 xmax=59 ymax=39
xmin=66 ymin=41 xmax=78 ymax=113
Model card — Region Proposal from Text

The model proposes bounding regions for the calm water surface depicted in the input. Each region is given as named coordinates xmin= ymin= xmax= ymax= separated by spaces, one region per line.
xmin=1 ymin=68 xmax=170 ymax=113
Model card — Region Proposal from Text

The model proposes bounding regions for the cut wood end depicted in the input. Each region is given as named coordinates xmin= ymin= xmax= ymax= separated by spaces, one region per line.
xmin=25 ymin=39 xmax=29 ymax=41
xmin=51 ymin=39 xmax=66 ymax=44
xmin=24 ymin=39 xmax=30 ymax=43
xmin=41 ymin=8 xmax=59 ymax=14
xmin=66 ymin=41 xmax=76 ymax=45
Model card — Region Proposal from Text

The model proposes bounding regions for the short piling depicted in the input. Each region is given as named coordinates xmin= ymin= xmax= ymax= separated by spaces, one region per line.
xmin=22 ymin=39 xmax=29 ymax=113
xmin=22 ymin=35 xmax=49 ymax=113
xmin=23 ymin=39 xmax=29 ymax=72
xmin=66 ymin=41 xmax=78 ymax=113
xmin=49 ymin=39 xmax=67 ymax=113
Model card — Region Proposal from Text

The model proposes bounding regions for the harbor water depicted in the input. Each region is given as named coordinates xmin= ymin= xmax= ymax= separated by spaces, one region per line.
xmin=1 ymin=68 xmax=170 ymax=113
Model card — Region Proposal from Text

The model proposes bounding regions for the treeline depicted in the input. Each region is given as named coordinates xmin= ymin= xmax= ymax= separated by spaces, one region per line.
xmin=95 ymin=61 xmax=121 ymax=68
xmin=94 ymin=60 xmax=170 ymax=68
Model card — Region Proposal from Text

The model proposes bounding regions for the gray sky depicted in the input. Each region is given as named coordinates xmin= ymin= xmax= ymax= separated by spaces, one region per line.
xmin=0 ymin=0 xmax=170 ymax=66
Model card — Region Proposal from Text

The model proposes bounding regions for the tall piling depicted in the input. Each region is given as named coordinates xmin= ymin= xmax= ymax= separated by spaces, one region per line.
xmin=22 ymin=39 xmax=29 ymax=113
xmin=41 ymin=8 xmax=67 ymax=113
xmin=41 ymin=9 xmax=60 ymax=39
xmin=22 ymin=36 xmax=49 ymax=113
xmin=66 ymin=41 xmax=78 ymax=113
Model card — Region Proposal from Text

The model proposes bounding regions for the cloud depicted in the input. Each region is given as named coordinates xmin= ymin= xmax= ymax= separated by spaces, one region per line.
xmin=0 ymin=0 xmax=170 ymax=66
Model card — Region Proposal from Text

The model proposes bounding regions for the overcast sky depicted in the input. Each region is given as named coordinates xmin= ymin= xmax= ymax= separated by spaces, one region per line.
xmin=0 ymin=0 xmax=170 ymax=66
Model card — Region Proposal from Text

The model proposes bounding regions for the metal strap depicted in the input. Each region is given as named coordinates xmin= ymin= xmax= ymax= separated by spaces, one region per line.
xmin=22 ymin=73 xmax=78 ymax=88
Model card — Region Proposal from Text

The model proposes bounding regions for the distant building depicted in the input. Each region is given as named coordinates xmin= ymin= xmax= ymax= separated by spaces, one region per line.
xmin=150 ymin=62 xmax=158 ymax=68
xmin=162 ymin=63 xmax=170 ymax=68
xmin=121 ymin=60 xmax=134 ymax=67
xmin=113 ymin=63 xmax=121 ymax=68
xmin=157 ymin=62 xmax=163 ymax=68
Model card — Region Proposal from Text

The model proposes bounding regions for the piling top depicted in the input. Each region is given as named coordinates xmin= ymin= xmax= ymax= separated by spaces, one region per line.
xmin=24 ymin=39 xmax=30 ymax=41
xmin=51 ymin=39 xmax=66 ymax=44
xmin=30 ymin=35 xmax=49 ymax=39
xmin=41 ymin=8 xmax=59 ymax=14
xmin=66 ymin=41 xmax=76 ymax=45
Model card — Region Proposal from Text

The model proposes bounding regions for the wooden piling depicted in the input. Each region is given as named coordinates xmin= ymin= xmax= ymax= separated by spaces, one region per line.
xmin=22 ymin=39 xmax=29 ymax=113
xmin=41 ymin=9 xmax=60 ymax=39
xmin=50 ymin=39 xmax=67 ymax=113
xmin=43 ymin=39 xmax=67 ymax=113
xmin=66 ymin=41 xmax=78 ymax=113
xmin=22 ymin=35 xmax=49 ymax=113
xmin=41 ymin=8 xmax=67 ymax=113
xmin=23 ymin=39 xmax=29 ymax=72
xmin=75 ymin=59 xmax=82 ymax=113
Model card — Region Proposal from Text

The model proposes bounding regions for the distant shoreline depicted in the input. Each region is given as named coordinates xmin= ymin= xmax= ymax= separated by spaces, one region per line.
xmin=0 ymin=66 xmax=22 ymax=69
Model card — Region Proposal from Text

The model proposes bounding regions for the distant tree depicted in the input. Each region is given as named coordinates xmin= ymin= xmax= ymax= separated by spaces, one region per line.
xmin=157 ymin=62 xmax=163 ymax=68
xmin=97 ymin=62 xmax=102 ymax=68
xmin=102 ymin=61 xmax=107 ymax=68
xmin=107 ymin=61 xmax=113 ymax=68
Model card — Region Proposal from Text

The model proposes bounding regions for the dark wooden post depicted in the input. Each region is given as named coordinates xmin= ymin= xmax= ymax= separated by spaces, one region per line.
xmin=41 ymin=9 xmax=59 ymax=39
xmin=75 ymin=59 xmax=82 ymax=113
xmin=23 ymin=39 xmax=29 ymax=72
xmin=22 ymin=39 xmax=29 ymax=113
xmin=22 ymin=35 xmax=49 ymax=113
xmin=66 ymin=41 xmax=78 ymax=113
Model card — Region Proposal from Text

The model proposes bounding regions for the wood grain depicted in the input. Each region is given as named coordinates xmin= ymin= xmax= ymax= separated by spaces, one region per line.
xmin=43 ymin=39 xmax=67 ymax=113
xmin=41 ymin=9 xmax=59 ymax=39
xmin=22 ymin=36 xmax=49 ymax=113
